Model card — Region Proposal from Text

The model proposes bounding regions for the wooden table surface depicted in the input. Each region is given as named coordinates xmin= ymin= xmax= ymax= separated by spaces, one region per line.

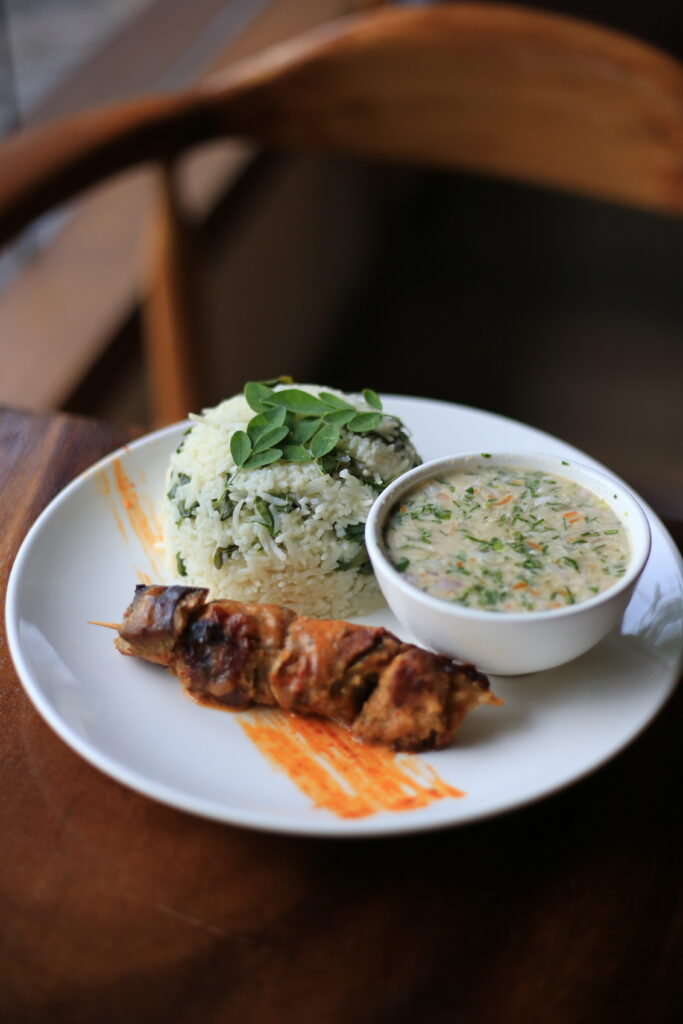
xmin=1 ymin=405 xmax=681 ymax=1024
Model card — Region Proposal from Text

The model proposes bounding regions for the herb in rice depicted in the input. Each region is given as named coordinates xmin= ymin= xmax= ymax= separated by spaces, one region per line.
xmin=162 ymin=381 xmax=421 ymax=618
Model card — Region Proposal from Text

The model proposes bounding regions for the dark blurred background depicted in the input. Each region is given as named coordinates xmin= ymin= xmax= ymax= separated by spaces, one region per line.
xmin=0 ymin=0 xmax=681 ymax=527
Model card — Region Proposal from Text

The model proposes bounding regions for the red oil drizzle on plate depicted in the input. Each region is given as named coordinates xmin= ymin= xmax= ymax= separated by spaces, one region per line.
xmin=239 ymin=709 xmax=464 ymax=819
xmin=108 ymin=459 xmax=163 ymax=578
xmin=95 ymin=470 xmax=127 ymax=543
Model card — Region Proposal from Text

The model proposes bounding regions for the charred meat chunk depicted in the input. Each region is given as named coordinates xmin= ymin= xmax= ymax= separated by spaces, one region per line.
xmin=115 ymin=585 xmax=499 ymax=751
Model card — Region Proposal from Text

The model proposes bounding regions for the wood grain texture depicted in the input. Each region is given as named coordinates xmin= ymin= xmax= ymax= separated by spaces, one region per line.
xmin=0 ymin=407 xmax=682 ymax=1023
xmin=1 ymin=1 xmax=683 ymax=248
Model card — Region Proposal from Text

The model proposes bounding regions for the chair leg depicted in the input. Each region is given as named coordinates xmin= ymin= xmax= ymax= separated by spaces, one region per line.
xmin=142 ymin=160 xmax=201 ymax=427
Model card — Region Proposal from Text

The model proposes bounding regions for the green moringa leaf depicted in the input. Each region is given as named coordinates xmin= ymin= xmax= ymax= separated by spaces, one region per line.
xmin=230 ymin=430 xmax=251 ymax=466
xmin=346 ymin=411 xmax=383 ymax=433
xmin=254 ymin=496 xmax=275 ymax=534
xmin=243 ymin=449 xmax=282 ymax=469
xmin=344 ymin=523 xmax=365 ymax=540
xmin=310 ymin=423 xmax=340 ymax=458
xmin=213 ymin=544 xmax=238 ymax=569
xmin=266 ymin=389 xmax=329 ymax=415
xmin=323 ymin=408 xmax=355 ymax=428
xmin=291 ymin=417 xmax=322 ymax=444
xmin=319 ymin=391 xmax=355 ymax=411
xmin=319 ymin=452 xmax=343 ymax=475
xmin=282 ymin=444 xmax=313 ymax=462
xmin=247 ymin=405 xmax=287 ymax=438
xmin=335 ymin=547 xmax=371 ymax=572
xmin=211 ymin=490 xmax=235 ymax=521
xmin=362 ymin=388 xmax=382 ymax=410
xmin=244 ymin=381 xmax=278 ymax=413
xmin=252 ymin=424 xmax=289 ymax=453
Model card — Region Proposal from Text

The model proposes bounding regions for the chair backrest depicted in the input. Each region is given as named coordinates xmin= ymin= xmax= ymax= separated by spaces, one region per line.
xmin=1 ymin=3 xmax=682 ymax=421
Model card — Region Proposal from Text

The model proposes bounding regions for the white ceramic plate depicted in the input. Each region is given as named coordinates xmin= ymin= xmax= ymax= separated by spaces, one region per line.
xmin=6 ymin=397 xmax=683 ymax=836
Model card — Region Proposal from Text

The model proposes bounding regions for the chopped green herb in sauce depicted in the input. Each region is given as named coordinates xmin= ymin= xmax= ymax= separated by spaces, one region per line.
xmin=384 ymin=464 xmax=629 ymax=612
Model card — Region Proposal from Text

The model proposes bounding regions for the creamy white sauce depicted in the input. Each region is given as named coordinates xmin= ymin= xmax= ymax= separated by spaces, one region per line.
xmin=384 ymin=464 xmax=630 ymax=612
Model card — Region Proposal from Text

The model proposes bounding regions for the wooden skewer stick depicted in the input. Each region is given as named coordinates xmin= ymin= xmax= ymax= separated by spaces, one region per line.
xmin=88 ymin=620 xmax=121 ymax=630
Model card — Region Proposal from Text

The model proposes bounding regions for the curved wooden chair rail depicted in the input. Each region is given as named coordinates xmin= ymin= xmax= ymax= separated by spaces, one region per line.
xmin=2 ymin=1 xmax=683 ymax=238
xmin=1 ymin=3 xmax=682 ymax=420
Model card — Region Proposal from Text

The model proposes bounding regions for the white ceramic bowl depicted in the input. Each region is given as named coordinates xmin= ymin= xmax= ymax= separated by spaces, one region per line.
xmin=365 ymin=452 xmax=652 ymax=675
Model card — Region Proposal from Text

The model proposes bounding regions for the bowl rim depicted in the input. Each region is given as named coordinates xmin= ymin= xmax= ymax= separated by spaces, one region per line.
xmin=365 ymin=450 xmax=652 ymax=623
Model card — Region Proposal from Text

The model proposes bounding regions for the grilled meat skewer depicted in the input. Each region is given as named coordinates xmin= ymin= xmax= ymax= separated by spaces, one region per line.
xmin=115 ymin=584 xmax=499 ymax=752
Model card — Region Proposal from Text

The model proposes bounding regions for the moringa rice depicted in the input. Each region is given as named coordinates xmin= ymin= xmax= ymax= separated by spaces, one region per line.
xmin=162 ymin=383 xmax=420 ymax=618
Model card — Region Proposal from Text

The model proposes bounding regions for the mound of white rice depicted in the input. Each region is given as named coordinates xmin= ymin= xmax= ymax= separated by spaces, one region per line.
xmin=162 ymin=384 xmax=420 ymax=618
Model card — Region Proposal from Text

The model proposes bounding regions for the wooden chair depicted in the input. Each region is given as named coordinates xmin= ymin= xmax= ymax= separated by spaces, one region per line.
xmin=1 ymin=2 xmax=682 ymax=426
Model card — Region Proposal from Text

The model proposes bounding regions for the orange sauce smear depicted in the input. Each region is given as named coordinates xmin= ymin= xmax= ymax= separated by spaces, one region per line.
xmin=109 ymin=458 xmax=164 ymax=578
xmin=239 ymin=710 xmax=464 ymax=819
xmin=95 ymin=470 xmax=127 ymax=543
